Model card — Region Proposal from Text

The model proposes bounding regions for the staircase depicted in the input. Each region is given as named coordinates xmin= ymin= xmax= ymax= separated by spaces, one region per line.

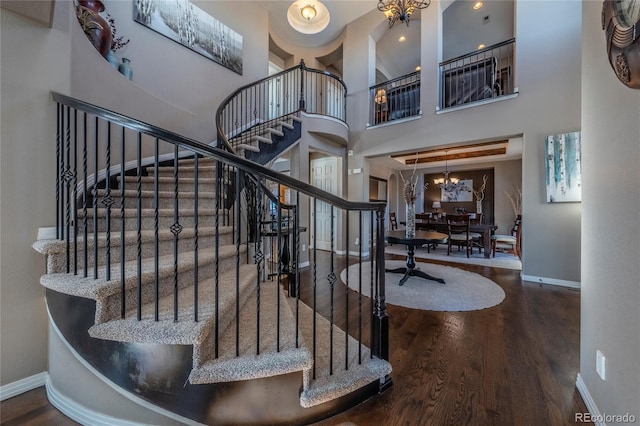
xmin=34 ymin=81 xmax=389 ymax=424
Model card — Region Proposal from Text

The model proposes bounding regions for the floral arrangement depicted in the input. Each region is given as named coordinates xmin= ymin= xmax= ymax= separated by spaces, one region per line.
xmin=107 ymin=13 xmax=130 ymax=52
xmin=399 ymin=160 xmax=428 ymax=204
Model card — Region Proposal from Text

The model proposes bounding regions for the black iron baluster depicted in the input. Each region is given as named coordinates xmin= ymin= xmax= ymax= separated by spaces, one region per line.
xmin=104 ymin=121 xmax=112 ymax=281
xmin=193 ymin=155 xmax=199 ymax=322
xmin=72 ymin=109 xmax=78 ymax=276
xmin=358 ymin=211 xmax=363 ymax=364
xmin=215 ymin=159 xmax=221 ymax=358
xmin=370 ymin=211 xmax=374 ymax=359
xmin=373 ymin=209 xmax=389 ymax=362
xmin=256 ymin=177 xmax=263 ymax=355
xmin=93 ymin=116 xmax=99 ymax=280
xmin=56 ymin=103 xmax=61 ymax=240
xmin=120 ymin=126 xmax=126 ymax=318
xmin=312 ymin=197 xmax=317 ymax=380
xmin=294 ymin=191 xmax=300 ymax=348
xmin=172 ymin=145 xmax=182 ymax=322
xmin=82 ymin=112 xmax=88 ymax=278
xmin=136 ymin=133 xmax=142 ymax=321
xmin=329 ymin=205 xmax=335 ymax=375
xmin=345 ymin=209 xmax=349 ymax=371
xmin=299 ymin=59 xmax=306 ymax=111
xmin=276 ymin=185 xmax=282 ymax=352
xmin=64 ymin=106 xmax=71 ymax=274
xmin=235 ymin=169 xmax=241 ymax=357
xmin=154 ymin=138 xmax=160 ymax=321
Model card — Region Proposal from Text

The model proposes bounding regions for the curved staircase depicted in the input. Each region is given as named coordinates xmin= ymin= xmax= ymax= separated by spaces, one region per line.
xmin=34 ymin=88 xmax=391 ymax=425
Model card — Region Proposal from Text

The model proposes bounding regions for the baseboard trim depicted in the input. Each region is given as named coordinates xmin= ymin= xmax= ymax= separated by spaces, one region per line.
xmin=576 ymin=374 xmax=606 ymax=426
xmin=46 ymin=380 xmax=143 ymax=426
xmin=0 ymin=372 xmax=47 ymax=401
xmin=521 ymin=274 xmax=581 ymax=289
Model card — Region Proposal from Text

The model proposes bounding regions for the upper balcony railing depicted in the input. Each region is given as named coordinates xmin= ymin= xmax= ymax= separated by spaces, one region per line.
xmin=438 ymin=38 xmax=516 ymax=111
xmin=369 ymin=71 xmax=421 ymax=126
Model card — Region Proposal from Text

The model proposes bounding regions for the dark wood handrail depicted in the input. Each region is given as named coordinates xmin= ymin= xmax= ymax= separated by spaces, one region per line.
xmin=51 ymin=91 xmax=382 ymax=213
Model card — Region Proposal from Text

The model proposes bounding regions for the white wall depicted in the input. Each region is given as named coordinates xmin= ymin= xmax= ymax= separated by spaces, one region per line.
xmin=343 ymin=2 xmax=581 ymax=283
xmin=0 ymin=2 xmax=72 ymax=386
xmin=580 ymin=1 xmax=640 ymax=419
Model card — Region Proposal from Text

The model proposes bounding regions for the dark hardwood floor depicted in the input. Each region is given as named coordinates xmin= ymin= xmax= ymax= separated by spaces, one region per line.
xmin=0 ymin=251 xmax=590 ymax=426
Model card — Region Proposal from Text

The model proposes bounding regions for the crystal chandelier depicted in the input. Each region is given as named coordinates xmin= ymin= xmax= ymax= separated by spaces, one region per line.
xmin=377 ymin=0 xmax=431 ymax=28
xmin=433 ymin=151 xmax=460 ymax=192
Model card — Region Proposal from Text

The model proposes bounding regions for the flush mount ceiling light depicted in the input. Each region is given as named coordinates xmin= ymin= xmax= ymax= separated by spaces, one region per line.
xmin=473 ymin=1 xmax=484 ymax=10
xmin=477 ymin=43 xmax=486 ymax=50
xmin=287 ymin=1 xmax=330 ymax=34
xmin=378 ymin=0 xmax=431 ymax=28
xmin=398 ymin=35 xmax=407 ymax=42
xmin=300 ymin=4 xmax=316 ymax=20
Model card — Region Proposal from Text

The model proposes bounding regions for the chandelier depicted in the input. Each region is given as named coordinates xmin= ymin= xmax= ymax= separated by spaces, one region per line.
xmin=433 ymin=151 xmax=460 ymax=192
xmin=377 ymin=0 xmax=431 ymax=28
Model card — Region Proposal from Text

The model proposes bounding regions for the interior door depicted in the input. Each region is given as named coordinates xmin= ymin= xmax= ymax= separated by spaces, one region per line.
xmin=311 ymin=157 xmax=338 ymax=251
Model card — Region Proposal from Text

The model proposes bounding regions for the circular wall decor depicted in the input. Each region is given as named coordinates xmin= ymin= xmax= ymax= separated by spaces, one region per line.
xmin=603 ymin=0 xmax=640 ymax=88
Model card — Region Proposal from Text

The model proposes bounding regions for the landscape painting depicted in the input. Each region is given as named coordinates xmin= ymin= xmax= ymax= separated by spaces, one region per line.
xmin=441 ymin=179 xmax=473 ymax=202
xmin=134 ymin=0 xmax=243 ymax=75
xmin=545 ymin=131 xmax=581 ymax=203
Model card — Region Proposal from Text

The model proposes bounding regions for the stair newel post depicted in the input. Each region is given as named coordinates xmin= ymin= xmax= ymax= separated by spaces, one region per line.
xmin=299 ymin=59 xmax=306 ymax=112
xmin=372 ymin=208 xmax=392 ymax=388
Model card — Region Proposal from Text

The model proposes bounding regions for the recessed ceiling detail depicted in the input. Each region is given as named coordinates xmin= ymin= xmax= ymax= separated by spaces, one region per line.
xmin=391 ymin=141 xmax=509 ymax=165
xmin=287 ymin=0 xmax=330 ymax=34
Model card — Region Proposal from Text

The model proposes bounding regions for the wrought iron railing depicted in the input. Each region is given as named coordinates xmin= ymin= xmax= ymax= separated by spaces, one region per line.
xmin=217 ymin=59 xmax=347 ymax=155
xmin=439 ymin=38 xmax=516 ymax=110
xmin=51 ymin=91 xmax=388 ymax=391
xmin=369 ymin=71 xmax=421 ymax=126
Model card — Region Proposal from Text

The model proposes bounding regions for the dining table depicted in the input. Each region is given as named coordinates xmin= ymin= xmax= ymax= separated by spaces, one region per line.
xmin=415 ymin=217 xmax=497 ymax=258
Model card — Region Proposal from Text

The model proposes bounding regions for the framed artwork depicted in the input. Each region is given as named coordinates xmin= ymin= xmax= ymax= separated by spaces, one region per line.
xmin=134 ymin=0 xmax=243 ymax=75
xmin=441 ymin=179 xmax=473 ymax=202
xmin=545 ymin=131 xmax=582 ymax=203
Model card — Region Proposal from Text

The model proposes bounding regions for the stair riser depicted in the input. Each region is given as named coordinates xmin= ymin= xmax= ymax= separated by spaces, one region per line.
xmin=99 ymin=247 xmax=248 ymax=323
xmin=47 ymin=232 xmax=235 ymax=273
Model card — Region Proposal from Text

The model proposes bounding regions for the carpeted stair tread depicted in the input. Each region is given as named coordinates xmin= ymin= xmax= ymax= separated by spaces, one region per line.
xmin=96 ymin=188 xmax=216 ymax=199
xmin=39 ymin=244 xmax=244 ymax=302
xmin=293 ymin=298 xmax=392 ymax=408
xmin=81 ymin=207 xmax=227 ymax=218
xmin=189 ymin=283 xmax=312 ymax=384
xmin=33 ymin=226 xmax=232 ymax=255
xmin=88 ymin=264 xmax=257 ymax=345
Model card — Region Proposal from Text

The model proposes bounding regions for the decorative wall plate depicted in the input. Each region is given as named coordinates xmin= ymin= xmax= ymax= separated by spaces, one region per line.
xmin=603 ymin=0 xmax=640 ymax=88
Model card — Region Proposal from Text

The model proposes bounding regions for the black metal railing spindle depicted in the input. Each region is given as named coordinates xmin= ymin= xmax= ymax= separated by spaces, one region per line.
xmin=72 ymin=109 xmax=79 ymax=276
xmin=104 ymin=121 xmax=112 ymax=281
xmin=93 ymin=116 xmax=99 ymax=280
xmin=64 ymin=106 xmax=71 ymax=274
xmin=154 ymin=138 xmax=159 ymax=321
xmin=120 ymin=126 xmax=126 ymax=318
xmin=193 ymin=155 xmax=199 ymax=322
xmin=136 ymin=133 xmax=142 ymax=321
xmin=329 ymin=205 xmax=335 ymax=376
xmin=172 ymin=145 xmax=181 ymax=322
xmin=82 ymin=112 xmax=88 ymax=278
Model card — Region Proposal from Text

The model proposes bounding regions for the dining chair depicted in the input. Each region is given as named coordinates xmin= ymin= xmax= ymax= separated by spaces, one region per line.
xmin=491 ymin=215 xmax=522 ymax=258
xmin=446 ymin=214 xmax=473 ymax=258
xmin=469 ymin=212 xmax=484 ymax=253
xmin=389 ymin=212 xmax=398 ymax=230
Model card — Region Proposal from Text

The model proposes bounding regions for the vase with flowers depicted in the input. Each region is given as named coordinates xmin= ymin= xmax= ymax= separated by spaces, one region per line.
xmin=400 ymin=159 xmax=428 ymax=238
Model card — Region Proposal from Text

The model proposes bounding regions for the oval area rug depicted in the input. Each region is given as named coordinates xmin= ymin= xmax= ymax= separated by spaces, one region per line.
xmin=340 ymin=260 xmax=505 ymax=312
